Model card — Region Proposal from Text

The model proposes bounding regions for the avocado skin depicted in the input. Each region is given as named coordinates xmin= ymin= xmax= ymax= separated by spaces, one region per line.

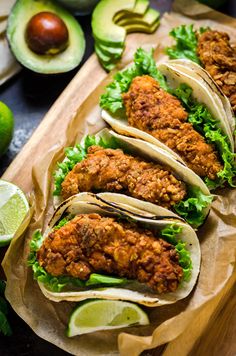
xmin=7 ymin=0 xmax=85 ymax=74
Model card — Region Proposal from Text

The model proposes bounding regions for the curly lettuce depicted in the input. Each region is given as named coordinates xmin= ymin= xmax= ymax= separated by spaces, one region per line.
xmin=165 ymin=24 xmax=207 ymax=64
xmin=170 ymin=83 xmax=236 ymax=188
xmin=161 ymin=225 xmax=192 ymax=282
xmin=28 ymin=231 xmax=127 ymax=293
xmin=100 ymin=48 xmax=167 ymax=114
xmin=53 ymin=135 xmax=119 ymax=196
xmin=174 ymin=186 xmax=212 ymax=228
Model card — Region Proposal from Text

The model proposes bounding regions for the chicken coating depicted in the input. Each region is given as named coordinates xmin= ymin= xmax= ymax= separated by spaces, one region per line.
xmin=197 ymin=30 xmax=236 ymax=113
xmin=122 ymin=75 xmax=223 ymax=180
xmin=61 ymin=145 xmax=186 ymax=208
xmin=37 ymin=213 xmax=183 ymax=294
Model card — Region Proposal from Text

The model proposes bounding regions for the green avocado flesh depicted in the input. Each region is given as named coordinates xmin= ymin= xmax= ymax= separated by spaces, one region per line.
xmin=95 ymin=44 xmax=119 ymax=72
xmin=92 ymin=0 xmax=136 ymax=45
xmin=117 ymin=8 xmax=160 ymax=27
xmin=113 ymin=0 xmax=149 ymax=22
xmin=96 ymin=43 xmax=124 ymax=58
xmin=92 ymin=0 xmax=160 ymax=71
xmin=95 ymin=43 xmax=123 ymax=61
xmin=7 ymin=0 xmax=85 ymax=74
xmin=124 ymin=20 xmax=160 ymax=34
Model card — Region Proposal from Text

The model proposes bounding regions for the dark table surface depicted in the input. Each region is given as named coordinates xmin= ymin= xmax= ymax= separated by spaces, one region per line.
xmin=0 ymin=1 xmax=236 ymax=355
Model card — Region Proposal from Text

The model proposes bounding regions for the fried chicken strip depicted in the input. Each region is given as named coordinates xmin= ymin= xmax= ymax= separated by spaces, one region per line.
xmin=61 ymin=145 xmax=186 ymax=208
xmin=122 ymin=75 xmax=223 ymax=180
xmin=37 ymin=213 xmax=183 ymax=293
xmin=197 ymin=30 xmax=236 ymax=113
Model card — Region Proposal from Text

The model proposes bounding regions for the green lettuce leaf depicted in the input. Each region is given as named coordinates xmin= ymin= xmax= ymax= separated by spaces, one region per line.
xmin=0 ymin=280 xmax=12 ymax=336
xmin=54 ymin=217 xmax=70 ymax=230
xmin=0 ymin=311 xmax=12 ymax=336
xmin=0 ymin=280 xmax=6 ymax=295
xmin=161 ymin=225 xmax=192 ymax=281
xmin=160 ymin=224 xmax=182 ymax=245
xmin=170 ymin=83 xmax=236 ymax=188
xmin=175 ymin=241 xmax=192 ymax=282
xmin=85 ymin=274 xmax=127 ymax=286
xmin=174 ymin=186 xmax=212 ymax=228
xmin=28 ymin=231 xmax=127 ymax=293
xmin=165 ymin=24 xmax=206 ymax=64
xmin=100 ymin=48 xmax=167 ymax=114
xmin=53 ymin=135 xmax=120 ymax=196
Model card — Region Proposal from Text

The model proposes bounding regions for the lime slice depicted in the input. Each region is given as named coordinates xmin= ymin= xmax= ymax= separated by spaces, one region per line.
xmin=0 ymin=101 xmax=14 ymax=157
xmin=67 ymin=299 xmax=149 ymax=336
xmin=0 ymin=179 xmax=29 ymax=247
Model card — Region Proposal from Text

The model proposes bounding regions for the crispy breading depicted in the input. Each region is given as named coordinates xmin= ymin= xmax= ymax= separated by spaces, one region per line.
xmin=197 ymin=30 xmax=236 ymax=113
xmin=122 ymin=75 xmax=223 ymax=180
xmin=61 ymin=145 xmax=186 ymax=208
xmin=37 ymin=213 xmax=183 ymax=293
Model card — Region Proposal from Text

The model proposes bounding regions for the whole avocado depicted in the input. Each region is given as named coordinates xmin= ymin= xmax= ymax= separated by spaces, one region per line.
xmin=7 ymin=0 xmax=85 ymax=74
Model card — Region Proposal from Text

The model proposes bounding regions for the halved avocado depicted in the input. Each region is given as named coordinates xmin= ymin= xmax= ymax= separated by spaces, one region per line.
xmin=113 ymin=0 xmax=149 ymax=23
xmin=92 ymin=0 xmax=136 ymax=46
xmin=7 ymin=0 xmax=85 ymax=74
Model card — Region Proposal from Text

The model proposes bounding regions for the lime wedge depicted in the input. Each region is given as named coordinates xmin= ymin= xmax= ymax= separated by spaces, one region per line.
xmin=67 ymin=299 xmax=149 ymax=336
xmin=0 ymin=179 xmax=29 ymax=247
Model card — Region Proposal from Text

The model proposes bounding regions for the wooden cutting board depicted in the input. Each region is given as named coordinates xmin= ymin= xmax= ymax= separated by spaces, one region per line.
xmin=2 ymin=30 xmax=236 ymax=356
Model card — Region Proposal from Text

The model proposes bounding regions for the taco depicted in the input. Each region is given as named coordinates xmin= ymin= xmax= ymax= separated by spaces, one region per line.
xmin=166 ymin=25 xmax=236 ymax=115
xmin=165 ymin=58 xmax=235 ymax=135
xmin=100 ymin=48 xmax=236 ymax=191
xmin=53 ymin=128 xmax=212 ymax=228
xmin=28 ymin=192 xmax=200 ymax=307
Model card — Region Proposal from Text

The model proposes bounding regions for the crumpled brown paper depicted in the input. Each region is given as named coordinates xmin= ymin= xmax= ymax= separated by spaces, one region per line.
xmin=2 ymin=0 xmax=236 ymax=355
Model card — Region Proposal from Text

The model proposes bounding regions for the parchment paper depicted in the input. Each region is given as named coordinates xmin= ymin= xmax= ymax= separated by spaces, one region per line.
xmin=2 ymin=0 xmax=236 ymax=355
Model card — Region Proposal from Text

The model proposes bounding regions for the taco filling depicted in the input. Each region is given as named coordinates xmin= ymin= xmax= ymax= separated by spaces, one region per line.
xmin=36 ymin=214 xmax=187 ymax=294
xmin=122 ymin=75 xmax=223 ymax=181
xmin=197 ymin=30 xmax=236 ymax=113
xmin=61 ymin=145 xmax=186 ymax=208
xmin=100 ymin=48 xmax=236 ymax=189
xmin=54 ymin=133 xmax=212 ymax=228
xmin=166 ymin=25 xmax=236 ymax=113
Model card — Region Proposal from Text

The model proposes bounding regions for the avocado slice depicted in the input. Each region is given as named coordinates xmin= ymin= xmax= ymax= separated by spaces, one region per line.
xmin=95 ymin=44 xmax=118 ymax=62
xmin=124 ymin=20 xmax=160 ymax=34
xmin=7 ymin=0 xmax=85 ymax=74
xmin=95 ymin=42 xmax=124 ymax=60
xmin=117 ymin=8 xmax=160 ymax=27
xmin=92 ymin=0 xmax=136 ymax=46
xmin=113 ymin=0 xmax=149 ymax=23
xmin=95 ymin=48 xmax=117 ymax=72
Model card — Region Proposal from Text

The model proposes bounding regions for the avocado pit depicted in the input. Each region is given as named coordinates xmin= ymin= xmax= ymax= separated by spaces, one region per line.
xmin=25 ymin=11 xmax=69 ymax=55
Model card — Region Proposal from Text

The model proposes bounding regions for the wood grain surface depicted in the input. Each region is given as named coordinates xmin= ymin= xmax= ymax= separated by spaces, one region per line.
xmin=2 ymin=53 xmax=106 ymax=192
xmin=2 ymin=11 xmax=236 ymax=356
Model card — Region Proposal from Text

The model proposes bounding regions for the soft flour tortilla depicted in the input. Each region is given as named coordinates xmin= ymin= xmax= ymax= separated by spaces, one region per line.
xmin=53 ymin=128 xmax=211 ymax=226
xmin=2 ymin=0 xmax=236 ymax=355
xmin=38 ymin=192 xmax=200 ymax=306
xmin=102 ymin=61 xmax=234 ymax=160
xmin=167 ymin=59 xmax=236 ymax=135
